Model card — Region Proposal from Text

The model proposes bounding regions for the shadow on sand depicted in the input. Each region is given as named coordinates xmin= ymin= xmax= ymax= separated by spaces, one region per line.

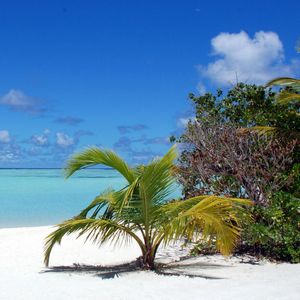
xmin=41 ymin=257 xmax=230 ymax=280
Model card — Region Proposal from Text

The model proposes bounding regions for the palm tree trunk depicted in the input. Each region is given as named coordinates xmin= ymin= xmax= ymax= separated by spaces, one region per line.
xmin=140 ymin=244 xmax=155 ymax=270
xmin=142 ymin=251 xmax=155 ymax=270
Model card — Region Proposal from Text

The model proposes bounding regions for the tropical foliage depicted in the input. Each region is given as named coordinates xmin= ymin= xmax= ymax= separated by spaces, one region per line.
xmin=267 ymin=77 xmax=300 ymax=106
xmin=261 ymin=77 xmax=300 ymax=137
xmin=266 ymin=47 xmax=300 ymax=106
xmin=260 ymin=46 xmax=300 ymax=136
xmin=188 ymin=83 xmax=299 ymax=131
xmin=173 ymin=84 xmax=299 ymax=202
xmin=44 ymin=146 xmax=251 ymax=269
xmin=173 ymin=83 xmax=300 ymax=262
xmin=241 ymin=191 xmax=300 ymax=263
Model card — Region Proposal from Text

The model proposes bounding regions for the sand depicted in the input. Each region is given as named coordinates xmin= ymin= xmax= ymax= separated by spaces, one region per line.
xmin=0 ymin=226 xmax=299 ymax=300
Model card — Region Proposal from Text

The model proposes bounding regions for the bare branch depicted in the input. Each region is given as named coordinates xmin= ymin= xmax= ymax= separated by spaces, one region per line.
xmin=177 ymin=120 xmax=297 ymax=204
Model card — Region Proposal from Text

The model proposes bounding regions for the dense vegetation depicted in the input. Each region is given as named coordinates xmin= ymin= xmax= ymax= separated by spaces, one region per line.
xmin=173 ymin=83 xmax=300 ymax=262
xmin=242 ymin=191 xmax=300 ymax=263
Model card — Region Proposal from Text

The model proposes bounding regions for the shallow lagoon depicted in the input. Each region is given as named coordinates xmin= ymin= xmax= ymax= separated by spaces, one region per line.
xmin=0 ymin=169 xmax=180 ymax=228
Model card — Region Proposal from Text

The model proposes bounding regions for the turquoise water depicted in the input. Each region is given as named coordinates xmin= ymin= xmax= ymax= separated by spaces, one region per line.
xmin=0 ymin=169 xmax=126 ymax=228
xmin=0 ymin=169 xmax=181 ymax=228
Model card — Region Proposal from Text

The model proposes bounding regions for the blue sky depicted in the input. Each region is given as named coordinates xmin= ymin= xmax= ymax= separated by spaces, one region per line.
xmin=0 ymin=0 xmax=299 ymax=167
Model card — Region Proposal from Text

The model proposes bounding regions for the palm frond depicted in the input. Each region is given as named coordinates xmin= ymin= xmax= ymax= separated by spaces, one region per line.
xmin=79 ymin=177 xmax=142 ymax=220
xmin=266 ymin=77 xmax=300 ymax=106
xmin=65 ymin=147 xmax=135 ymax=183
xmin=138 ymin=145 xmax=177 ymax=205
xmin=116 ymin=176 xmax=141 ymax=212
xmin=44 ymin=218 xmax=144 ymax=266
xmin=266 ymin=77 xmax=300 ymax=90
xmin=136 ymin=146 xmax=177 ymax=231
xmin=161 ymin=196 xmax=252 ymax=255
xmin=239 ymin=126 xmax=300 ymax=139
xmin=238 ymin=126 xmax=278 ymax=135
xmin=276 ymin=90 xmax=300 ymax=105
xmin=77 ymin=189 xmax=115 ymax=219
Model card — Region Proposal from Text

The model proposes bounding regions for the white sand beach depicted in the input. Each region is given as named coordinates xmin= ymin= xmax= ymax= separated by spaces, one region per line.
xmin=0 ymin=226 xmax=299 ymax=300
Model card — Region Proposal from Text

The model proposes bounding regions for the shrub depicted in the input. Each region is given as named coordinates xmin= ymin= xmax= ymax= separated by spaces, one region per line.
xmin=241 ymin=191 xmax=300 ymax=263
xmin=177 ymin=119 xmax=297 ymax=204
xmin=175 ymin=83 xmax=300 ymax=262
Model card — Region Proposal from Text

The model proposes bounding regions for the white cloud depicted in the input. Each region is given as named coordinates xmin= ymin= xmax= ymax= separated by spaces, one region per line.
xmin=177 ymin=117 xmax=194 ymax=128
xmin=56 ymin=132 xmax=74 ymax=148
xmin=0 ymin=152 xmax=17 ymax=162
xmin=0 ymin=142 xmax=20 ymax=163
xmin=32 ymin=135 xmax=48 ymax=146
xmin=31 ymin=129 xmax=50 ymax=146
xmin=0 ymin=89 xmax=45 ymax=114
xmin=199 ymin=31 xmax=299 ymax=86
xmin=0 ymin=130 xmax=10 ymax=143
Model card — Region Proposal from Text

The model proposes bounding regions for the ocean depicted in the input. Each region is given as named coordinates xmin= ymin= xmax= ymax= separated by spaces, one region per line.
xmin=0 ymin=168 xmax=181 ymax=228
xmin=0 ymin=168 xmax=127 ymax=228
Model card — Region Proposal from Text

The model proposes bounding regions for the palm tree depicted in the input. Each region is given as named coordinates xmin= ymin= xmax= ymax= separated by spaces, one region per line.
xmin=44 ymin=146 xmax=251 ymax=270
xmin=244 ymin=47 xmax=300 ymax=136
xmin=266 ymin=47 xmax=300 ymax=106
xmin=266 ymin=77 xmax=300 ymax=106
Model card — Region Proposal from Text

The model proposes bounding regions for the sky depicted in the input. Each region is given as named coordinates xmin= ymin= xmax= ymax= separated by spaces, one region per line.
xmin=0 ymin=0 xmax=300 ymax=167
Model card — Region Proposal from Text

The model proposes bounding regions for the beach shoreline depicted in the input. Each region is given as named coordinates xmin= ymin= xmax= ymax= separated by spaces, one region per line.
xmin=0 ymin=225 xmax=299 ymax=300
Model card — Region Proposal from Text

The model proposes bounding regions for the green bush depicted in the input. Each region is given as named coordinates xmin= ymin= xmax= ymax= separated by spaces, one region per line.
xmin=191 ymin=191 xmax=300 ymax=262
xmin=190 ymin=239 xmax=218 ymax=256
xmin=241 ymin=192 xmax=300 ymax=263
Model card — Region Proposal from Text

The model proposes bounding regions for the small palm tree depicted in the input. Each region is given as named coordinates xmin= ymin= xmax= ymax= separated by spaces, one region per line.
xmin=44 ymin=146 xmax=251 ymax=270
